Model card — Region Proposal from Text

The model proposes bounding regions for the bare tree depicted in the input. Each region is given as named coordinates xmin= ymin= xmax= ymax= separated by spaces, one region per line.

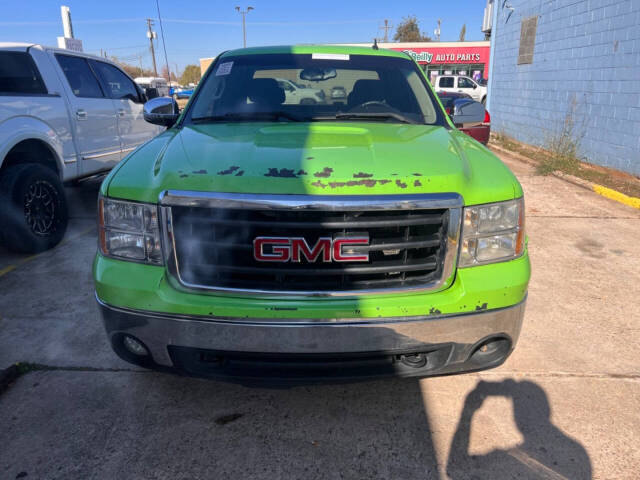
xmin=393 ymin=16 xmax=432 ymax=42
xmin=459 ymin=23 xmax=466 ymax=42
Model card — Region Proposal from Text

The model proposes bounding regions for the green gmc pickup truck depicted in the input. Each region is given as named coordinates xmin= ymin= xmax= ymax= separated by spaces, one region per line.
xmin=93 ymin=45 xmax=530 ymax=384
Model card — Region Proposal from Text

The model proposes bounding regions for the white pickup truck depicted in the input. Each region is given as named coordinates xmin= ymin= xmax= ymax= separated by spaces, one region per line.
xmin=0 ymin=43 xmax=162 ymax=253
xmin=432 ymin=75 xmax=487 ymax=104
xmin=274 ymin=78 xmax=326 ymax=105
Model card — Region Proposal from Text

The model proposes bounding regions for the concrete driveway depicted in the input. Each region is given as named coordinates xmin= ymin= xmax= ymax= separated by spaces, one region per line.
xmin=1 ymin=152 xmax=639 ymax=479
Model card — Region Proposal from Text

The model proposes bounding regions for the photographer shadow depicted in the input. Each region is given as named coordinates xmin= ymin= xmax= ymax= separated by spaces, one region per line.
xmin=447 ymin=379 xmax=592 ymax=480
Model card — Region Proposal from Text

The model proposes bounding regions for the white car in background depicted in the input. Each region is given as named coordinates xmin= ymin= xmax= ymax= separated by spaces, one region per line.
xmin=433 ymin=75 xmax=487 ymax=104
xmin=134 ymin=76 xmax=170 ymax=98
xmin=0 ymin=43 xmax=162 ymax=253
xmin=275 ymin=78 xmax=325 ymax=105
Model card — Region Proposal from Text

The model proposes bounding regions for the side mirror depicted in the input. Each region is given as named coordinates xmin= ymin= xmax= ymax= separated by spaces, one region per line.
xmin=143 ymin=97 xmax=180 ymax=127
xmin=450 ymin=99 xmax=485 ymax=126
xmin=473 ymin=84 xmax=477 ymax=89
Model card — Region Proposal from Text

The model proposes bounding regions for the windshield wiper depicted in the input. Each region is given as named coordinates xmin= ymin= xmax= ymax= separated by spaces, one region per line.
xmin=332 ymin=111 xmax=418 ymax=124
xmin=191 ymin=111 xmax=305 ymax=123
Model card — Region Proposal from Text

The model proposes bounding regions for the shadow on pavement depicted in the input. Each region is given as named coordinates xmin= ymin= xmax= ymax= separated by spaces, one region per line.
xmin=0 ymin=371 xmax=440 ymax=478
xmin=446 ymin=379 xmax=592 ymax=480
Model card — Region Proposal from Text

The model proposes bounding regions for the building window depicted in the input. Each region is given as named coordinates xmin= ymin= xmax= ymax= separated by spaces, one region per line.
xmin=518 ymin=16 xmax=538 ymax=65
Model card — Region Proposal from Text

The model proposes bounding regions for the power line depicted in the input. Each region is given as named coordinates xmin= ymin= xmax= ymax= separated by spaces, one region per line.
xmin=100 ymin=44 xmax=148 ymax=51
xmin=156 ymin=0 xmax=173 ymax=86
xmin=0 ymin=17 xmax=379 ymax=28
xmin=162 ymin=18 xmax=377 ymax=26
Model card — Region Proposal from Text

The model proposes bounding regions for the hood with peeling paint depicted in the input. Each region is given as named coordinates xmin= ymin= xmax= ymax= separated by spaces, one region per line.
xmin=103 ymin=122 xmax=522 ymax=205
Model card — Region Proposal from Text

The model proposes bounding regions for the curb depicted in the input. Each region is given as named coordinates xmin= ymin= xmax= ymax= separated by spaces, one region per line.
xmin=592 ymin=184 xmax=640 ymax=210
xmin=489 ymin=143 xmax=640 ymax=210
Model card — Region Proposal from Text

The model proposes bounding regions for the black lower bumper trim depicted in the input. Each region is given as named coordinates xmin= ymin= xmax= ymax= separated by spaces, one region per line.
xmin=164 ymin=341 xmax=510 ymax=386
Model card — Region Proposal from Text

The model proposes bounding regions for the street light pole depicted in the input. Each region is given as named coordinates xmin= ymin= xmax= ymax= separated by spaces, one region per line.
xmin=235 ymin=6 xmax=253 ymax=48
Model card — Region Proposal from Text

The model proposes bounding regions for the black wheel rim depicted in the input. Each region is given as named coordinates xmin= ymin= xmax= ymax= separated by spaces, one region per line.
xmin=24 ymin=180 xmax=58 ymax=236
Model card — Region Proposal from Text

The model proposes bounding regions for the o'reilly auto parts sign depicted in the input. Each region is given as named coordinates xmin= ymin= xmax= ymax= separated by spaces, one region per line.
xmin=403 ymin=50 xmax=434 ymax=63
xmin=403 ymin=49 xmax=482 ymax=64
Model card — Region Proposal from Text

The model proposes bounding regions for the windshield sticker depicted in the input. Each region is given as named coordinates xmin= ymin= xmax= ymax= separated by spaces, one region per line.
xmin=312 ymin=53 xmax=350 ymax=61
xmin=215 ymin=62 xmax=233 ymax=76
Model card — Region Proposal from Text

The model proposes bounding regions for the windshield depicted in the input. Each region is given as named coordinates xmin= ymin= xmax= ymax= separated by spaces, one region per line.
xmin=186 ymin=53 xmax=443 ymax=125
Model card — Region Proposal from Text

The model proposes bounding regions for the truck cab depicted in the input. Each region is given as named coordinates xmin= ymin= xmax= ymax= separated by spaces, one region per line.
xmin=134 ymin=76 xmax=170 ymax=99
xmin=0 ymin=43 xmax=161 ymax=252
xmin=433 ymin=75 xmax=487 ymax=104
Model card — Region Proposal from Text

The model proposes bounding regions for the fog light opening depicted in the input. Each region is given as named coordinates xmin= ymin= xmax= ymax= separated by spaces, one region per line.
xmin=469 ymin=336 xmax=511 ymax=366
xmin=123 ymin=335 xmax=149 ymax=357
xmin=398 ymin=352 xmax=428 ymax=368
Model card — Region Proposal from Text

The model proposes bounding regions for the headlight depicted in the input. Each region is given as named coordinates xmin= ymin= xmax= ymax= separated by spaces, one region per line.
xmin=459 ymin=198 xmax=525 ymax=267
xmin=98 ymin=197 xmax=163 ymax=265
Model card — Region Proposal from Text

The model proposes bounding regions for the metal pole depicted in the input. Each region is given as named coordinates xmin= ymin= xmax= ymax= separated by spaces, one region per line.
xmin=382 ymin=19 xmax=391 ymax=43
xmin=244 ymin=12 xmax=248 ymax=47
xmin=146 ymin=18 xmax=158 ymax=77
xmin=235 ymin=7 xmax=253 ymax=48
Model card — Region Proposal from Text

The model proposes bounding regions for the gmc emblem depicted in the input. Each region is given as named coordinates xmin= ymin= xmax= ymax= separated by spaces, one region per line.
xmin=253 ymin=236 xmax=369 ymax=263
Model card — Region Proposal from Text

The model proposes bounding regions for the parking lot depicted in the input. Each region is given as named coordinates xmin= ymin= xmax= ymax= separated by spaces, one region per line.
xmin=0 ymin=150 xmax=639 ymax=479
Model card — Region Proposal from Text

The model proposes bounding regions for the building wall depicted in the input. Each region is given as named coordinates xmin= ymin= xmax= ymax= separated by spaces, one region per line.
xmin=488 ymin=0 xmax=640 ymax=175
xmin=200 ymin=57 xmax=214 ymax=76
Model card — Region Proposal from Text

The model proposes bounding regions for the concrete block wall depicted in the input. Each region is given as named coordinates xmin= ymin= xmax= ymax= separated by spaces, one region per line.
xmin=488 ymin=0 xmax=640 ymax=175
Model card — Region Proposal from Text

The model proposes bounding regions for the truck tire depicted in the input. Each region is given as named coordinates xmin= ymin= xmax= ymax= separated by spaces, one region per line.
xmin=0 ymin=163 xmax=68 ymax=253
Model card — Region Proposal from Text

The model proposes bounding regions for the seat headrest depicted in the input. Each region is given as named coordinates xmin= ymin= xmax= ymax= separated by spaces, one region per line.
xmin=247 ymin=78 xmax=285 ymax=108
xmin=348 ymin=79 xmax=386 ymax=108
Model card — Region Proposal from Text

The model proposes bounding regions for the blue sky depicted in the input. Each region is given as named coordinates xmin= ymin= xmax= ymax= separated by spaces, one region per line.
xmin=0 ymin=1 xmax=486 ymax=74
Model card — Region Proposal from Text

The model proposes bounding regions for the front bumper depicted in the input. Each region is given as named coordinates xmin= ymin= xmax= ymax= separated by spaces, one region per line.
xmin=97 ymin=295 xmax=526 ymax=383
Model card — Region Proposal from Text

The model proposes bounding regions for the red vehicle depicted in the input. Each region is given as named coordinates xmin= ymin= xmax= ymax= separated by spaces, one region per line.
xmin=438 ymin=93 xmax=491 ymax=145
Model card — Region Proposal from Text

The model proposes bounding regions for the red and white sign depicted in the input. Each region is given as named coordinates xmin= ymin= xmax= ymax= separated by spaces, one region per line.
xmin=253 ymin=237 xmax=369 ymax=263
xmin=384 ymin=42 xmax=491 ymax=78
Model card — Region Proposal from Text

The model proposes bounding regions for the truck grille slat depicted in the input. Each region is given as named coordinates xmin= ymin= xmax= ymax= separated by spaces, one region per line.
xmin=185 ymin=256 xmax=438 ymax=276
xmin=189 ymin=234 xmax=441 ymax=253
xmin=210 ymin=273 xmax=440 ymax=290
xmin=173 ymin=213 xmax=444 ymax=229
xmin=165 ymin=196 xmax=456 ymax=294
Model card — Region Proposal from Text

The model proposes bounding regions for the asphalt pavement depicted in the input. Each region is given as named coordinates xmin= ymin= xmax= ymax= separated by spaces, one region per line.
xmin=0 ymin=152 xmax=639 ymax=479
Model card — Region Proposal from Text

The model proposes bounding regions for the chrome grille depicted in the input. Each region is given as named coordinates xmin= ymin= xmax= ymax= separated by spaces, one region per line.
xmin=161 ymin=192 xmax=462 ymax=296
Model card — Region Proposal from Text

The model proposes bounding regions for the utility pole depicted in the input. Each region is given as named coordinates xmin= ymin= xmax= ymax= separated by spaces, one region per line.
xmin=138 ymin=55 xmax=144 ymax=77
xmin=380 ymin=19 xmax=392 ymax=43
xmin=146 ymin=18 xmax=158 ymax=76
xmin=434 ymin=19 xmax=441 ymax=42
xmin=235 ymin=6 xmax=254 ymax=48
